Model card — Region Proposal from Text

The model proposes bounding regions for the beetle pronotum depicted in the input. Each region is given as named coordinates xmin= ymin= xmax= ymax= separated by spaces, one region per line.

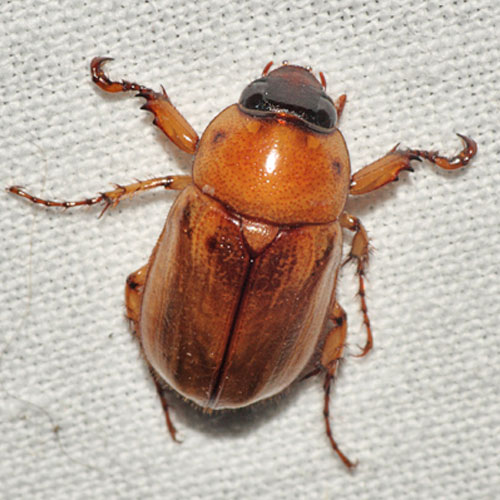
xmin=9 ymin=58 xmax=477 ymax=467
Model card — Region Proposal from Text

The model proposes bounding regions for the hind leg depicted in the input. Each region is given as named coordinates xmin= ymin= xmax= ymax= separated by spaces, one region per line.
xmin=320 ymin=302 xmax=356 ymax=468
xmin=125 ymin=265 xmax=179 ymax=442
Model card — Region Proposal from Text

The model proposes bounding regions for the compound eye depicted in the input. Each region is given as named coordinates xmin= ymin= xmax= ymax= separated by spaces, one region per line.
xmin=239 ymin=80 xmax=270 ymax=112
xmin=242 ymin=92 xmax=264 ymax=109
xmin=313 ymin=96 xmax=337 ymax=129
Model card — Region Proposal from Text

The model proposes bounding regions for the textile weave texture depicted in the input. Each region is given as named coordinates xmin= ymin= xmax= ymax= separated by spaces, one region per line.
xmin=1 ymin=1 xmax=498 ymax=499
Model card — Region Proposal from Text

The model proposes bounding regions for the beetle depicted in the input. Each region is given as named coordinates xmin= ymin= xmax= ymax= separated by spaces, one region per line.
xmin=9 ymin=58 xmax=477 ymax=467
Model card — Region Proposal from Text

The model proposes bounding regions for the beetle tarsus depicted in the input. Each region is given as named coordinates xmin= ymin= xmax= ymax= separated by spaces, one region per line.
xmin=319 ymin=303 xmax=357 ymax=468
xmin=91 ymin=57 xmax=143 ymax=93
xmin=149 ymin=369 xmax=181 ymax=443
xmin=90 ymin=58 xmax=199 ymax=153
xmin=8 ymin=176 xmax=192 ymax=215
xmin=323 ymin=372 xmax=357 ymax=469
xmin=8 ymin=185 xmax=105 ymax=209
xmin=397 ymin=133 xmax=477 ymax=170
xmin=340 ymin=213 xmax=373 ymax=357
xmin=353 ymin=268 xmax=373 ymax=358
xmin=350 ymin=134 xmax=477 ymax=195
xmin=164 ymin=402 xmax=181 ymax=444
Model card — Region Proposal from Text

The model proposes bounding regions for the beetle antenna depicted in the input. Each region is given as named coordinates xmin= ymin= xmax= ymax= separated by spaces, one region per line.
xmin=262 ymin=61 xmax=273 ymax=76
xmin=319 ymin=71 xmax=327 ymax=90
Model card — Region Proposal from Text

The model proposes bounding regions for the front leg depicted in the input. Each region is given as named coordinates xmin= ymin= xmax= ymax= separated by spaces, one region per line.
xmin=91 ymin=57 xmax=199 ymax=154
xmin=350 ymin=134 xmax=477 ymax=195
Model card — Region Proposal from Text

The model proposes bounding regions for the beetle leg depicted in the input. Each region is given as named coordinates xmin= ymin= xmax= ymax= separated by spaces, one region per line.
xmin=125 ymin=264 xmax=148 ymax=330
xmin=91 ymin=57 xmax=199 ymax=154
xmin=125 ymin=265 xmax=180 ymax=442
xmin=320 ymin=302 xmax=357 ymax=469
xmin=340 ymin=213 xmax=372 ymax=357
xmin=8 ymin=175 xmax=192 ymax=217
xmin=148 ymin=368 xmax=180 ymax=443
xmin=349 ymin=134 xmax=477 ymax=195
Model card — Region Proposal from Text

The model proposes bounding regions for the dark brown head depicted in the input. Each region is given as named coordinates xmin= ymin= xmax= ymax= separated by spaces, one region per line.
xmin=238 ymin=65 xmax=337 ymax=133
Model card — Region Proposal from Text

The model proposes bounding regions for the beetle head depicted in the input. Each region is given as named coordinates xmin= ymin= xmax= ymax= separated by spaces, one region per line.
xmin=238 ymin=65 xmax=337 ymax=133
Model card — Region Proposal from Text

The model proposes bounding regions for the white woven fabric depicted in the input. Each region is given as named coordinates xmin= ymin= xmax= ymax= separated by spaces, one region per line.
xmin=1 ymin=1 xmax=498 ymax=499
